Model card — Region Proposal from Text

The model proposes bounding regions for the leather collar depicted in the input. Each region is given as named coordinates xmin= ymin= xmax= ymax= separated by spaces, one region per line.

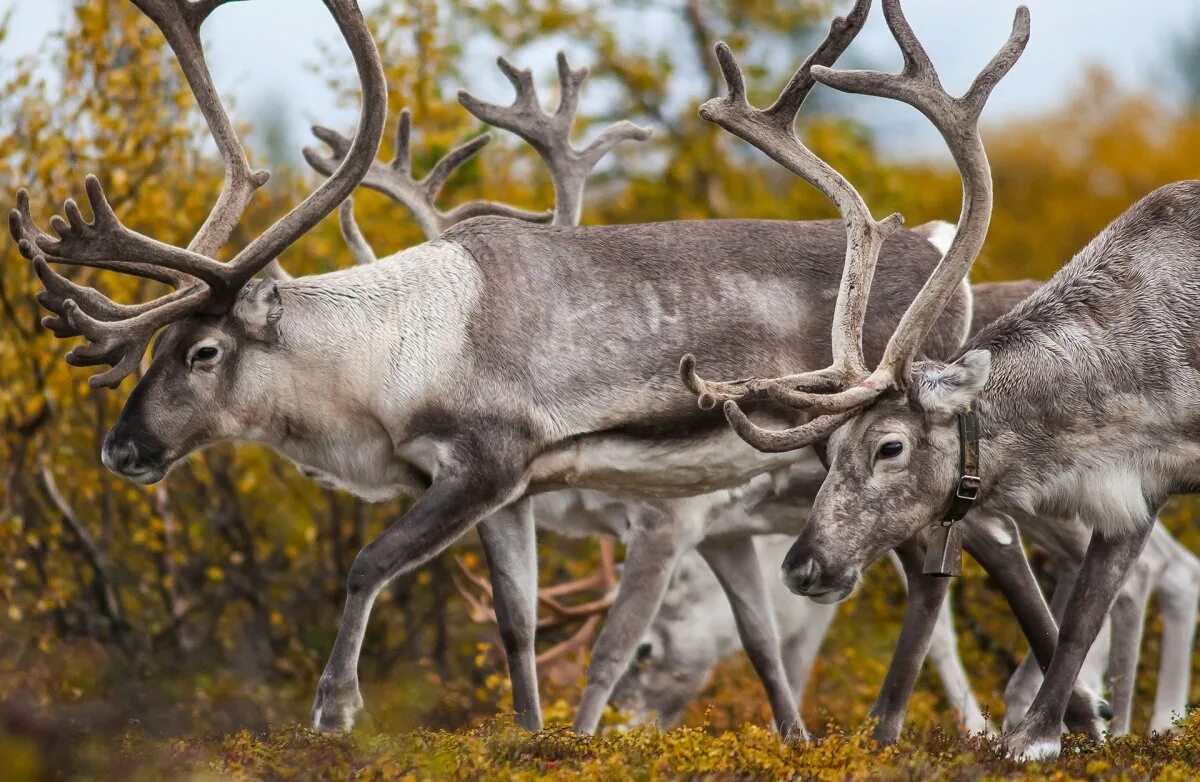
xmin=922 ymin=407 xmax=980 ymax=577
xmin=944 ymin=408 xmax=981 ymax=522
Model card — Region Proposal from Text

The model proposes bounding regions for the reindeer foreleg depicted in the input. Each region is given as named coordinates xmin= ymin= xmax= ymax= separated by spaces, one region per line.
xmin=1105 ymin=557 xmax=1153 ymax=736
xmin=780 ymin=600 xmax=837 ymax=707
xmin=926 ymin=586 xmax=993 ymax=735
xmin=478 ymin=498 xmax=542 ymax=731
xmin=573 ymin=504 xmax=690 ymax=735
xmin=312 ymin=443 xmax=526 ymax=732
xmin=962 ymin=513 xmax=1111 ymax=739
xmin=1149 ymin=530 xmax=1200 ymax=733
xmin=1002 ymin=518 xmax=1154 ymax=760
xmin=1003 ymin=561 xmax=1077 ymax=730
xmin=869 ymin=537 xmax=950 ymax=743
xmin=698 ymin=535 xmax=806 ymax=739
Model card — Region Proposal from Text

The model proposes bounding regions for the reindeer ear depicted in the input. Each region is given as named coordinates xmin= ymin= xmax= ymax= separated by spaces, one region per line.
xmin=915 ymin=349 xmax=991 ymax=415
xmin=232 ymin=279 xmax=282 ymax=342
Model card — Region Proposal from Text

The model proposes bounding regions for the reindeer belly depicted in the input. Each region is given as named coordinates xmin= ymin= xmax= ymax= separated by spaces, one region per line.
xmin=526 ymin=424 xmax=805 ymax=498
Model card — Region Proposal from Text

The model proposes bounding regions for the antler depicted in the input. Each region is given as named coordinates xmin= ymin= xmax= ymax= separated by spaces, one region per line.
xmin=11 ymin=0 xmax=388 ymax=388
xmin=458 ymin=51 xmax=652 ymax=227
xmin=679 ymin=0 xmax=886 ymax=413
xmin=685 ymin=0 xmax=1029 ymax=453
xmin=305 ymin=108 xmax=552 ymax=245
xmin=131 ymin=0 xmax=272 ymax=257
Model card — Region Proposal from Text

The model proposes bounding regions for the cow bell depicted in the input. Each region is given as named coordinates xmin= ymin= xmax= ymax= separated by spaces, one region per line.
xmin=923 ymin=521 xmax=963 ymax=577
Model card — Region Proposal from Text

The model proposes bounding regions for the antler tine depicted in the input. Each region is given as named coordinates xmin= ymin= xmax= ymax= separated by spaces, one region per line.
xmin=679 ymin=354 xmax=844 ymax=412
xmin=305 ymin=110 xmax=552 ymax=242
xmin=454 ymin=545 xmax=616 ymax=634
xmin=31 ymin=258 xmax=195 ymax=339
xmin=338 ymin=199 xmax=377 ymax=265
xmin=131 ymin=0 xmax=270 ymax=258
xmin=451 ymin=555 xmax=497 ymax=624
xmin=458 ymin=50 xmax=651 ymax=227
xmin=10 ymin=187 xmax=204 ymax=288
xmin=724 ymin=402 xmax=855 ymax=454
xmin=55 ymin=272 xmax=213 ymax=388
xmin=812 ymin=0 xmax=1030 ymax=380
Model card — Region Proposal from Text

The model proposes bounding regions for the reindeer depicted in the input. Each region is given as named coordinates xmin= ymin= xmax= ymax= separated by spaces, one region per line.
xmin=610 ymin=535 xmax=990 ymax=734
xmin=321 ymin=16 xmax=1198 ymax=742
xmin=308 ymin=49 xmax=1014 ymax=739
xmin=10 ymin=0 xmax=1102 ymax=743
xmin=682 ymin=0 xmax=1200 ymax=758
xmin=944 ymin=283 xmax=1200 ymax=738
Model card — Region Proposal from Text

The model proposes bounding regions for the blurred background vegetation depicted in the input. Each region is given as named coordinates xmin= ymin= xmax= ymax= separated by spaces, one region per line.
xmin=4 ymin=1 xmax=1200 ymax=778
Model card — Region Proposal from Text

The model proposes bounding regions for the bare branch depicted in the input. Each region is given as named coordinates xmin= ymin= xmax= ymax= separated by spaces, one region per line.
xmin=38 ymin=463 xmax=126 ymax=633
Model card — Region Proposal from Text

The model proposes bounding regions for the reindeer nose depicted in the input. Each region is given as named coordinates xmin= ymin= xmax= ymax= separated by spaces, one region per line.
xmin=783 ymin=558 xmax=822 ymax=596
xmin=101 ymin=437 xmax=142 ymax=475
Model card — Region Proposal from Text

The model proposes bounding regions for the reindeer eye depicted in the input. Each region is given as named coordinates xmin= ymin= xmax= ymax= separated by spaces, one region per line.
xmin=878 ymin=441 xmax=904 ymax=459
xmin=190 ymin=345 xmax=220 ymax=366
xmin=636 ymin=642 xmax=654 ymax=662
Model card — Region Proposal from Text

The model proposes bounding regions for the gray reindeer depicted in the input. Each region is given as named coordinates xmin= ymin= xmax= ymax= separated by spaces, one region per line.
xmin=307 ymin=61 xmax=1006 ymax=740
xmin=684 ymin=0 xmax=1200 ymax=759
xmin=10 ymin=0 xmax=1099 ymax=744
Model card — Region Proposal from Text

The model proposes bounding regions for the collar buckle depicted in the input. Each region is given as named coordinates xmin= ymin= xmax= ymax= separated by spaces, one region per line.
xmin=956 ymin=474 xmax=981 ymax=502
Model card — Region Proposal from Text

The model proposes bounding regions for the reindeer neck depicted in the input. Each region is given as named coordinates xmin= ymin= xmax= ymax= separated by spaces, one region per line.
xmin=252 ymin=240 xmax=483 ymax=485
xmin=273 ymin=239 xmax=481 ymax=396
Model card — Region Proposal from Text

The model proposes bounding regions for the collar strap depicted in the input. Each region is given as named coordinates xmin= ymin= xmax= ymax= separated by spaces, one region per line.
xmin=943 ymin=407 xmax=980 ymax=523
xmin=923 ymin=406 xmax=979 ymax=578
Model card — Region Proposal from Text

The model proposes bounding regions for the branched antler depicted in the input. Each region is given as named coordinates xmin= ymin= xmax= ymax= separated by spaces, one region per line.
xmin=12 ymin=0 xmax=388 ymax=388
xmin=683 ymin=0 xmax=1029 ymax=453
xmin=459 ymin=51 xmax=652 ymax=226
xmin=454 ymin=539 xmax=618 ymax=670
xmin=305 ymin=109 xmax=552 ymax=246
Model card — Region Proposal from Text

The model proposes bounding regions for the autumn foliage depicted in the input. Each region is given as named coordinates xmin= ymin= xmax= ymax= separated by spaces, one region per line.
xmin=3 ymin=2 xmax=1200 ymax=779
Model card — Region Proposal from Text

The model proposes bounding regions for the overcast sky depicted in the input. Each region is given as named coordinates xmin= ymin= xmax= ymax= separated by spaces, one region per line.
xmin=4 ymin=1 xmax=1196 ymax=162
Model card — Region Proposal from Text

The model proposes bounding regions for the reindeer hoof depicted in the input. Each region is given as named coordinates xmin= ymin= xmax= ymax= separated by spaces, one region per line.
xmin=311 ymin=675 xmax=364 ymax=732
xmin=1002 ymin=718 xmax=1062 ymax=761
xmin=782 ymin=719 xmax=810 ymax=743
xmin=1062 ymin=684 xmax=1109 ymax=739
xmin=871 ymin=722 xmax=901 ymax=745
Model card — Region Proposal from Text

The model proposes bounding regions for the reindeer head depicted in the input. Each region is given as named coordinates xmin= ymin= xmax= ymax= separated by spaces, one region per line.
xmin=611 ymin=550 xmax=724 ymax=727
xmin=11 ymin=0 xmax=388 ymax=483
xmin=785 ymin=351 xmax=991 ymax=600
xmin=682 ymin=0 xmax=1029 ymax=600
